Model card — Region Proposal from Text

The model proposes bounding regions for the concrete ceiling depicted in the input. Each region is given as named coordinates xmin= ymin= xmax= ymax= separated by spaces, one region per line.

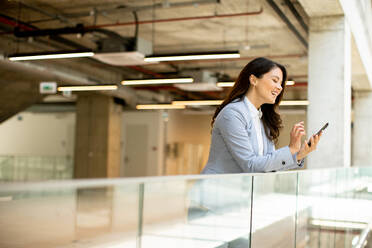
xmin=0 ymin=0 xmax=367 ymax=120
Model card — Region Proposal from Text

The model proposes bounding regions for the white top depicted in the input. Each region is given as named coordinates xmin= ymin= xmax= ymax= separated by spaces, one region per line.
xmin=245 ymin=97 xmax=264 ymax=156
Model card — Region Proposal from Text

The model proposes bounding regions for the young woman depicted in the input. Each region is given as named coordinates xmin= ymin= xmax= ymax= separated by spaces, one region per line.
xmin=202 ymin=57 xmax=321 ymax=174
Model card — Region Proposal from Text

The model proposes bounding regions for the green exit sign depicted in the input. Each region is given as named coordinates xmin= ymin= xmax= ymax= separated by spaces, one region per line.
xmin=40 ymin=82 xmax=57 ymax=94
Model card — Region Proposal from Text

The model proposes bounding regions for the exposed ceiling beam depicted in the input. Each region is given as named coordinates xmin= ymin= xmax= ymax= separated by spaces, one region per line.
xmin=266 ymin=0 xmax=308 ymax=49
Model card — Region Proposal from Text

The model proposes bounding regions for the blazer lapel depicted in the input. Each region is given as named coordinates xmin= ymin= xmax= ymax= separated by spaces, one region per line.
xmin=241 ymin=97 xmax=259 ymax=155
xmin=261 ymin=123 xmax=268 ymax=155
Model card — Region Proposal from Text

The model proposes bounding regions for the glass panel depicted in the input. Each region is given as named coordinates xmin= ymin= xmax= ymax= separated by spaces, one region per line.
xmin=0 ymin=181 xmax=139 ymax=248
xmin=335 ymin=167 xmax=372 ymax=248
xmin=1 ymin=167 xmax=372 ymax=248
xmin=251 ymin=172 xmax=298 ymax=248
xmin=296 ymin=169 xmax=339 ymax=248
xmin=141 ymin=175 xmax=253 ymax=248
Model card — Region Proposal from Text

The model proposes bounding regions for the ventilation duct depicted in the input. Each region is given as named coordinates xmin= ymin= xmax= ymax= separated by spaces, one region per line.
xmin=93 ymin=37 xmax=153 ymax=66
xmin=13 ymin=24 xmax=154 ymax=66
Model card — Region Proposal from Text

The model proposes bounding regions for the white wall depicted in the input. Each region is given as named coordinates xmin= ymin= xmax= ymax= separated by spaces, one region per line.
xmin=0 ymin=112 xmax=75 ymax=156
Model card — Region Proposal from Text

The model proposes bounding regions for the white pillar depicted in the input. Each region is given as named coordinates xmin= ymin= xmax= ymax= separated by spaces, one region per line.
xmin=352 ymin=91 xmax=372 ymax=167
xmin=307 ymin=16 xmax=351 ymax=169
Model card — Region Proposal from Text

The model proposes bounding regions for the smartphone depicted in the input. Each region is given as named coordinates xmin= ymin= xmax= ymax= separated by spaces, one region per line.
xmin=307 ymin=122 xmax=328 ymax=146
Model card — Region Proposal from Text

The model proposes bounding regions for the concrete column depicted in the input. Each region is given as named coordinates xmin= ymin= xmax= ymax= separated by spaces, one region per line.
xmin=352 ymin=91 xmax=372 ymax=167
xmin=307 ymin=16 xmax=351 ymax=169
xmin=74 ymin=93 xmax=122 ymax=178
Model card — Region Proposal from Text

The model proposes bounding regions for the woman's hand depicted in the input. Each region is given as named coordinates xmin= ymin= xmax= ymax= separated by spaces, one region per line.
xmin=296 ymin=132 xmax=322 ymax=160
xmin=289 ymin=121 xmax=306 ymax=155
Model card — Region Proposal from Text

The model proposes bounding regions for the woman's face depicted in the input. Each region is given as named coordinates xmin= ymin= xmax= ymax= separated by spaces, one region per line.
xmin=253 ymin=67 xmax=283 ymax=104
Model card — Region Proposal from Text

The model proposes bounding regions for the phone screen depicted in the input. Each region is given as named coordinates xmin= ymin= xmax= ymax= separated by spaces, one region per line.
xmin=308 ymin=122 xmax=328 ymax=146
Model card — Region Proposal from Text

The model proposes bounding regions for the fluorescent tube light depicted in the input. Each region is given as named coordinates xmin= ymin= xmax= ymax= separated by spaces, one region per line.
xmin=217 ymin=81 xmax=295 ymax=88
xmin=122 ymin=78 xmax=194 ymax=86
xmin=57 ymin=85 xmax=118 ymax=91
xmin=136 ymin=104 xmax=186 ymax=110
xmin=172 ymin=100 xmax=223 ymax=106
xmin=144 ymin=52 xmax=240 ymax=62
xmin=9 ymin=52 xmax=95 ymax=61
xmin=217 ymin=82 xmax=235 ymax=87
xmin=171 ymin=100 xmax=308 ymax=106
xmin=280 ymin=100 xmax=309 ymax=106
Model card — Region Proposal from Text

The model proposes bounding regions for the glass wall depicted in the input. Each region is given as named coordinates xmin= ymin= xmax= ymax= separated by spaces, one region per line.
xmin=0 ymin=155 xmax=73 ymax=181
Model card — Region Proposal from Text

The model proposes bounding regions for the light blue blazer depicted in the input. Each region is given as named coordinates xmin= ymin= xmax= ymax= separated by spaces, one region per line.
xmin=202 ymin=97 xmax=304 ymax=174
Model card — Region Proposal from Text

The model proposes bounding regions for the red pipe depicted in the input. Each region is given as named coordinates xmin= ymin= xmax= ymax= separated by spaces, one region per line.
xmin=127 ymin=65 xmax=165 ymax=78
xmin=0 ymin=16 xmax=35 ymax=31
xmin=86 ymin=8 xmax=263 ymax=29
xmin=0 ymin=9 xmax=263 ymax=35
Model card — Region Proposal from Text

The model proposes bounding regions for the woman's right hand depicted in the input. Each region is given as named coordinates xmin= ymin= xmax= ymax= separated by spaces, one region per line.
xmin=289 ymin=121 xmax=306 ymax=155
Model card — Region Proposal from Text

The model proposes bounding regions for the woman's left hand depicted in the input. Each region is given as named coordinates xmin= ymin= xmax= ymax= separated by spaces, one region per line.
xmin=296 ymin=132 xmax=322 ymax=160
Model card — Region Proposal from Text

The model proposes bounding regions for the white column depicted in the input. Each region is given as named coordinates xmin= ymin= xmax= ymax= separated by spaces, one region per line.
xmin=352 ymin=91 xmax=372 ymax=167
xmin=307 ymin=16 xmax=351 ymax=169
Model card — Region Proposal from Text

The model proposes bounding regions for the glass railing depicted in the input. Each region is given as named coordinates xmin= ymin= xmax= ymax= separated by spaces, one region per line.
xmin=0 ymin=155 xmax=73 ymax=181
xmin=1 ymin=167 xmax=372 ymax=248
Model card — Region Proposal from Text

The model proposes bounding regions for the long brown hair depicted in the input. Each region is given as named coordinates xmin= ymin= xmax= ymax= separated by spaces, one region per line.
xmin=212 ymin=57 xmax=287 ymax=143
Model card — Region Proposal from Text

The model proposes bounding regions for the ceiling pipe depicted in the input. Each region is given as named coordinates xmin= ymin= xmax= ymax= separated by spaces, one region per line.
xmin=265 ymin=0 xmax=308 ymax=49
xmin=1 ymin=9 xmax=264 ymax=38
xmin=0 ymin=14 xmax=33 ymax=31
xmin=85 ymin=8 xmax=263 ymax=29
xmin=0 ymin=14 xmax=88 ymax=50
xmin=0 ymin=14 xmax=159 ymax=79
xmin=128 ymin=66 xmax=165 ymax=78
xmin=19 ymin=2 xmax=74 ymax=25
xmin=13 ymin=24 xmax=135 ymax=47
xmin=51 ymin=0 xmax=221 ymax=19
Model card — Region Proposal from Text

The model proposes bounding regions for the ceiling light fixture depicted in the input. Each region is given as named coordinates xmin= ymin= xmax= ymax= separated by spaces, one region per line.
xmin=172 ymin=100 xmax=223 ymax=106
xmin=121 ymin=78 xmax=194 ymax=86
xmin=136 ymin=104 xmax=186 ymax=110
xmin=57 ymin=85 xmax=118 ymax=91
xmin=8 ymin=51 xmax=95 ymax=61
xmin=144 ymin=51 xmax=240 ymax=62
xmin=280 ymin=100 xmax=309 ymax=106
xmin=217 ymin=81 xmax=296 ymax=88
xmin=170 ymin=100 xmax=309 ymax=106
xmin=217 ymin=82 xmax=235 ymax=87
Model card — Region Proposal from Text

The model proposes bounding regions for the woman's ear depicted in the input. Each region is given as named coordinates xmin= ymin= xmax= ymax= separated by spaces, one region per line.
xmin=250 ymin=75 xmax=257 ymax=86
